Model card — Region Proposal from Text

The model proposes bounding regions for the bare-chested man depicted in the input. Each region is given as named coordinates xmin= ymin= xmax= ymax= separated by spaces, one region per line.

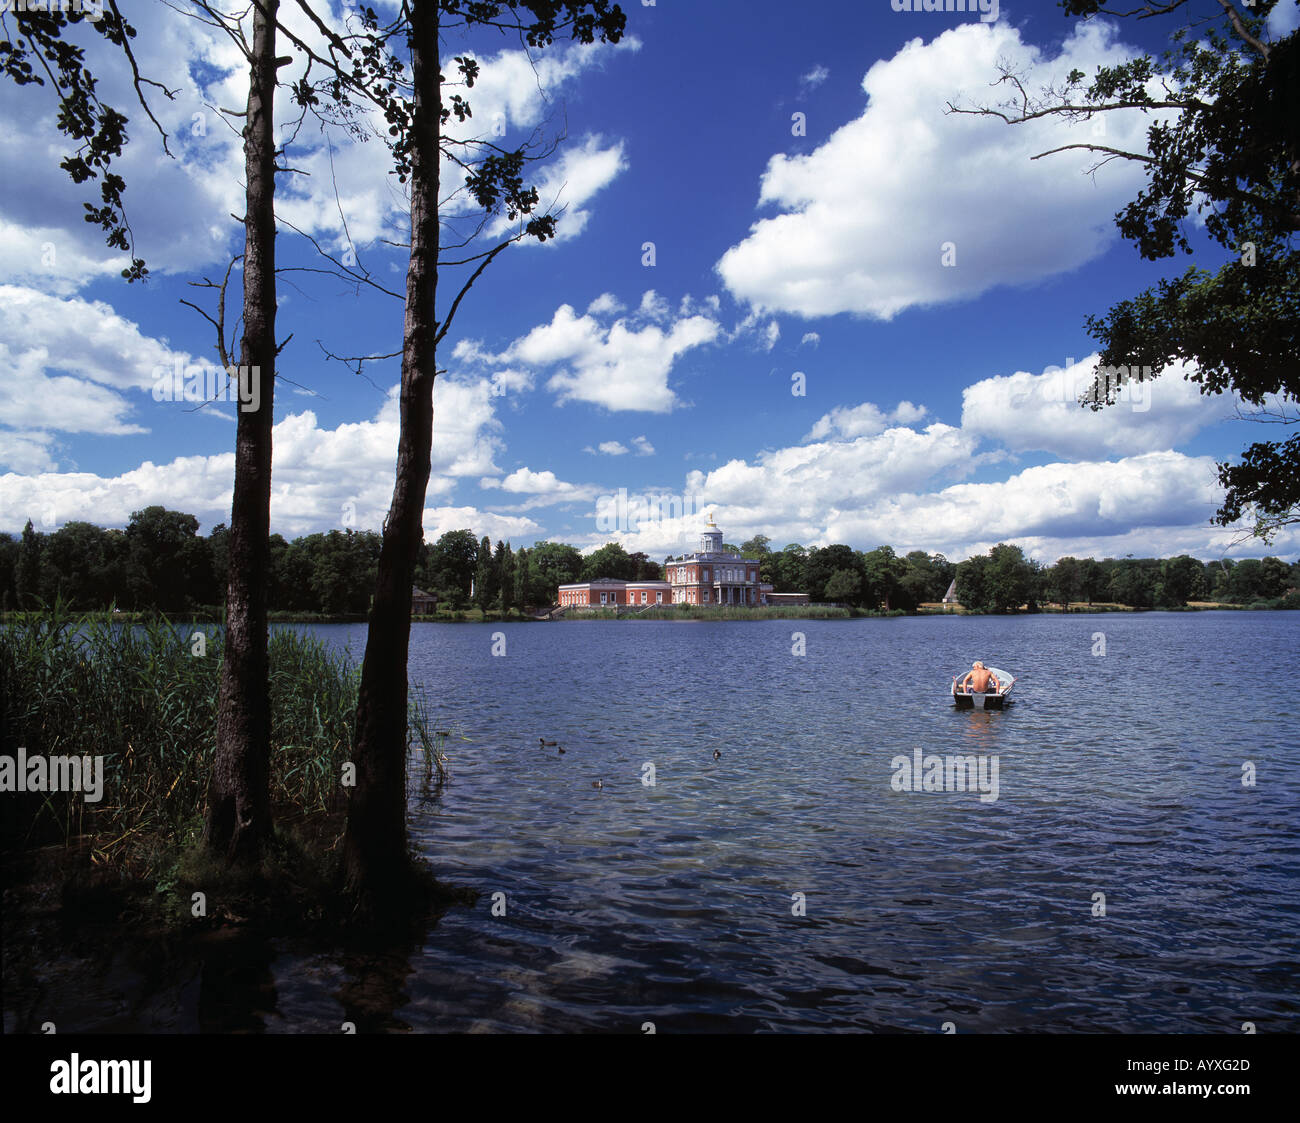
xmin=958 ymin=661 xmax=1000 ymax=694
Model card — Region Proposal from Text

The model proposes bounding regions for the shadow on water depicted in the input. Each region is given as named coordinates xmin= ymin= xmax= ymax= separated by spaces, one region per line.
xmin=336 ymin=948 xmax=417 ymax=1033
xmin=3 ymin=850 xmax=453 ymax=1033
xmin=195 ymin=931 xmax=279 ymax=1033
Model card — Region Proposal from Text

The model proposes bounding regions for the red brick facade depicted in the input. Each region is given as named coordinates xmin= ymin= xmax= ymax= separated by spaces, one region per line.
xmin=557 ymin=579 xmax=671 ymax=607
xmin=665 ymin=519 xmax=765 ymax=605
xmin=559 ymin=520 xmax=801 ymax=609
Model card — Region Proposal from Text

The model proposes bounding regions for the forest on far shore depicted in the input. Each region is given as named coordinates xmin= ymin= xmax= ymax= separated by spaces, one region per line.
xmin=3 ymin=507 xmax=1297 ymax=617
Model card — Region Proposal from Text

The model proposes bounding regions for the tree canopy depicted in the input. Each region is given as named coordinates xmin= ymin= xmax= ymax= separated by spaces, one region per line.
xmin=957 ymin=0 xmax=1300 ymax=540
xmin=0 ymin=3 xmax=174 ymax=279
xmin=4 ymin=509 xmax=1296 ymax=615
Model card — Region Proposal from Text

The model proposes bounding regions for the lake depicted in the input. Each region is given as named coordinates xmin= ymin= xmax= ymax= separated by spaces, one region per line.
xmin=19 ymin=612 xmax=1300 ymax=1032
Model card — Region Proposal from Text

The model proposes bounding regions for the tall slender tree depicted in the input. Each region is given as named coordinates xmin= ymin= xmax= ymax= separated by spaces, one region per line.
xmin=497 ymin=541 xmax=515 ymax=614
xmin=475 ymin=535 xmax=495 ymax=614
xmin=15 ymin=521 xmax=41 ymax=610
xmin=203 ymin=0 xmax=282 ymax=862
xmin=514 ymin=546 xmax=531 ymax=612
xmin=320 ymin=1 xmax=627 ymax=910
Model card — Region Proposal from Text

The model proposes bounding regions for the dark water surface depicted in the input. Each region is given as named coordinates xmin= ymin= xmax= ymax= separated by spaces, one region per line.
xmin=19 ymin=612 xmax=1300 ymax=1032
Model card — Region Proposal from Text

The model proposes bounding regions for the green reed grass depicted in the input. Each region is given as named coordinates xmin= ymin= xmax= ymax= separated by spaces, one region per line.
xmin=0 ymin=603 xmax=446 ymax=873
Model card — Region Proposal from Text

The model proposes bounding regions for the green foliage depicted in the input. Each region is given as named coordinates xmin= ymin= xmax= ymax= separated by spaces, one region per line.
xmin=495 ymin=540 xmax=514 ymax=613
xmin=1157 ymin=554 xmax=1207 ymax=607
xmin=1046 ymin=2 xmax=1300 ymax=538
xmin=12 ymin=507 xmax=1292 ymax=617
xmin=1223 ymin=554 xmax=1293 ymax=602
xmin=1045 ymin=556 xmax=1081 ymax=605
xmin=529 ymin=540 xmax=584 ymax=604
xmin=1107 ymin=557 xmax=1159 ymax=610
xmin=581 ymin=541 xmax=636 ymax=582
xmin=860 ymin=545 xmax=908 ymax=609
xmin=1217 ymin=432 xmax=1300 ymax=534
xmin=956 ymin=554 xmax=990 ymax=612
xmin=1079 ymin=558 xmax=1107 ymax=603
xmin=804 ymin=544 xmax=859 ymax=602
xmin=901 ymin=550 xmax=955 ymax=606
xmin=771 ymin=543 xmax=809 ymax=593
xmin=16 ymin=520 xmax=41 ymax=609
xmin=301 ymin=1 xmax=624 ymax=230
xmin=513 ymin=545 xmax=531 ymax=610
xmin=0 ymin=5 xmax=169 ymax=278
xmin=0 ymin=532 xmax=15 ymax=612
xmin=124 ymin=506 xmax=210 ymax=613
xmin=277 ymin=528 xmax=381 ymax=614
xmin=956 ymin=544 xmax=1038 ymax=613
xmin=424 ymin=529 xmax=478 ymax=604
xmin=475 ymin=535 xmax=496 ymax=611
xmin=823 ymin=568 xmax=861 ymax=604
xmin=627 ymin=551 xmax=662 ymax=580
xmin=990 ymin=544 xmax=1040 ymax=611
xmin=960 ymin=547 xmax=1295 ymax=612
xmin=0 ymin=607 xmax=445 ymax=875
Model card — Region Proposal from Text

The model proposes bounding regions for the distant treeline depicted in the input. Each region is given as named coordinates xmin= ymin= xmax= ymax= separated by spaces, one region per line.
xmin=949 ymin=542 xmax=1297 ymax=612
xmin=0 ymin=509 xmax=661 ymax=615
xmin=695 ymin=535 xmax=1298 ymax=612
xmin=2 ymin=510 xmax=1296 ymax=616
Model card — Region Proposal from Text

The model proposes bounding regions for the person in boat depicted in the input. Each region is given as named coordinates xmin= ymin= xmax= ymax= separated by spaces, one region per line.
xmin=958 ymin=661 xmax=1000 ymax=694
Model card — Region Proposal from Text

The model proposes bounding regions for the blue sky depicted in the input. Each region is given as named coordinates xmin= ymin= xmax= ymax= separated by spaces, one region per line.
xmin=1 ymin=0 xmax=1297 ymax=563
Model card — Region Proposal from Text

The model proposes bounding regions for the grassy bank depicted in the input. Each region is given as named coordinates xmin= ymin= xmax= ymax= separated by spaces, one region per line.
xmin=0 ymin=609 xmax=447 ymax=889
xmin=2 ymin=610 xmax=466 ymax=1025
xmin=413 ymin=607 xmax=539 ymax=623
xmin=921 ymin=597 xmax=1299 ymax=614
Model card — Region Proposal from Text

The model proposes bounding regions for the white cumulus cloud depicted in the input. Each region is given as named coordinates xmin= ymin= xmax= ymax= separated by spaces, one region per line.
xmin=718 ymin=20 xmax=1157 ymax=319
xmin=961 ymin=355 xmax=1229 ymax=460
xmin=0 ymin=375 xmax=506 ymax=537
xmin=471 ymin=295 xmax=721 ymax=413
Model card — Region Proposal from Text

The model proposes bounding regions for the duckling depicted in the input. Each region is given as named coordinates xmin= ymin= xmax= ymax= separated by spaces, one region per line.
xmin=713 ymin=748 xmax=721 ymax=760
xmin=434 ymin=730 xmax=451 ymax=738
xmin=592 ymin=779 xmax=603 ymax=789
xmin=557 ymin=746 xmax=566 ymax=755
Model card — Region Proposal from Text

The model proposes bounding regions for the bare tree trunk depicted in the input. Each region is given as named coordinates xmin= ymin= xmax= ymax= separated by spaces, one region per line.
xmin=205 ymin=0 xmax=279 ymax=863
xmin=342 ymin=1 xmax=440 ymax=904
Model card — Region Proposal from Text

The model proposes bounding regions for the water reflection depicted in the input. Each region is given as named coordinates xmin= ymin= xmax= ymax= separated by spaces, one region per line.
xmin=337 ymin=949 xmax=415 ymax=1034
xmin=955 ymin=709 xmax=1002 ymax=751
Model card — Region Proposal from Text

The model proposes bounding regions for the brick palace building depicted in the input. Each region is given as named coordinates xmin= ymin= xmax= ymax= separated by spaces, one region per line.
xmin=557 ymin=516 xmax=808 ymax=608
xmin=666 ymin=515 xmax=765 ymax=605
xmin=556 ymin=576 xmax=672 ymax=608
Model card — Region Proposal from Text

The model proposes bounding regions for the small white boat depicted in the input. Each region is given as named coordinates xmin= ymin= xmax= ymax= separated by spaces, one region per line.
xmin=951 ymin=667 xmax=1016 ymax=710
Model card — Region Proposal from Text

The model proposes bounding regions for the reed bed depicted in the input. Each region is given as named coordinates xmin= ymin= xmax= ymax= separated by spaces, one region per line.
xmin=0 ymin=606 xmax=445 ymax=873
